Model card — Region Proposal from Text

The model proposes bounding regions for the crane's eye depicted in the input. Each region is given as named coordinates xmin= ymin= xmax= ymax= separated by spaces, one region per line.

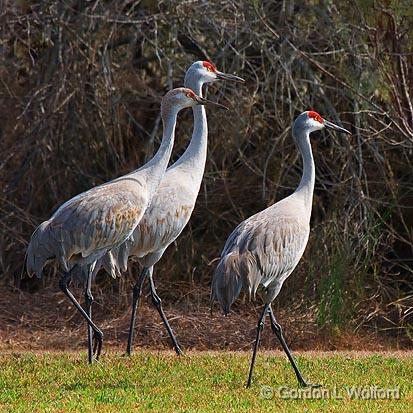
xmin=186 ymin=92 xmax=194 ymax=99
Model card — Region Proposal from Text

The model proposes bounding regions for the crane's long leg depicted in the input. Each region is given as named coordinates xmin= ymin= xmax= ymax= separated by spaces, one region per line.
xmin=59 ymin=269 xmax=103 ymax=362
xmin=268 ymin=305 xmax=318 ymax=387
xmin=126 ymin=267 xmax=149 ymax=355
xmin=148 ymin=267 xmax=183 ymax=356
xmin=246 ymin=303 xmax=270 ymax=388
xmin=84 ymin=268 xmax=94 ymax=364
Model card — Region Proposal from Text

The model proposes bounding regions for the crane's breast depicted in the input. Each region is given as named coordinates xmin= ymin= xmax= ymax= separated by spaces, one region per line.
xmin=120 ymin=180 xmax=195 ymax=258
xmin=127 ymin=202 xmax=194 ymax=258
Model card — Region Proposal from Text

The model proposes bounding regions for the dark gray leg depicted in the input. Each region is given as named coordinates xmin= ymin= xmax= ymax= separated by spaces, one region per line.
xmin=246 ymin=303 xmax=270 ymax=388
xmin=126 ymin=267 xmax=149 ymax=356
xmin=84 ymin=269 xmax=94 ymax=363
xmin=148 ymin=268 xmax=183 ymax=356
xmin=269 ymin=305 xmax=318 ymax=387
xmin=59 ymin=268 xmax=103 ymax=363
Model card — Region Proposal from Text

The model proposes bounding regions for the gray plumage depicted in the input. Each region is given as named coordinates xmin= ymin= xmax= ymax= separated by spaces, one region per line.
xmin=26 ymin=88 xmax=207 ymax=280
xmin=25 ymin=87 xmax=214 ymax=363
xmin=212 ymin=199 xmax=309 ymax=314
xmin=90 ymin=61 xmax=243 ymax=356
xmin=211 ymin=110 xmax=351 ymax=387
xmin=26 ymin=181 xmax=147 ymax=278
xmin=94 ymin=62 xmax=243 ymax=280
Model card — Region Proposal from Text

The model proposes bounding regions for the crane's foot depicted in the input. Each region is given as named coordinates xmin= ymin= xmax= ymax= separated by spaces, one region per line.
xmin=297 ymin=377 xmax=322 ymax=388
xmin=124 ymin=345 xmax=136 ymax=357
xmin=92 ymin=330 xmax=104 ymax=361
xmin=125 ymin=338 xmax=136 ymax=357
xmin=174 ymin=344 xmax=183 ymax=356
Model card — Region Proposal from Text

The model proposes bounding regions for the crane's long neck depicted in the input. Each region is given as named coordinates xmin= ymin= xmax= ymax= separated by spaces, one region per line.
xmin=171 ymin=76 xmax=207 ymax=181
xmin=130 ymin=106 xmax=178 ymax=198
xmin=294 ymin=130 xmax=315 ymax=221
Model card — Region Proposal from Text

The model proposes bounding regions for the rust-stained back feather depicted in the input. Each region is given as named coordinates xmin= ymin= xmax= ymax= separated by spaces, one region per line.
xmin=26 ymin=178 xmax=148 ymax=278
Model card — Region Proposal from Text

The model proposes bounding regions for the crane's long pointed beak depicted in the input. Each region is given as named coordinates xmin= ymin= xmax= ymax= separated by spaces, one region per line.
xmin=324 ymin=120 xmax=351 ymax=135
xmin=215 ymin=71 xmax=245 ymax=83
xmin=196 ymin=96 xmax=229 ymax=110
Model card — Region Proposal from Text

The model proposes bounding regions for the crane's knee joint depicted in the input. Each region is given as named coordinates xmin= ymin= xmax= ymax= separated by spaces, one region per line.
xmin=151 ymin=294 xmax=162 ymax=307
xmin=85 ymin=290 xmax=94 ymax=304
xmin=271 ymin=321 xmax=282 ymax=335
xmin=59 ymin=274 xmax=70 ymax=292
xmin=258 ymin=319 xmax=265 ymax=331
xmin=94 ymin=329 xmax=104 ymax=341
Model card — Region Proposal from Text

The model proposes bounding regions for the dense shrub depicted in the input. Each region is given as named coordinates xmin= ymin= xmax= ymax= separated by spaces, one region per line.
xmin=1 ymin=0 xmax=412 ymax=339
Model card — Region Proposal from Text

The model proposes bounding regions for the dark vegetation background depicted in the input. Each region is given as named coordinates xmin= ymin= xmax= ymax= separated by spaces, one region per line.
xmin=0 ymin=0 xmax=412 ymax=348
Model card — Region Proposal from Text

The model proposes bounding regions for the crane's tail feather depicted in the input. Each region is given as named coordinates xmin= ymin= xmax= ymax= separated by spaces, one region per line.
xmin=117 ymin=240 xmax=131 ymax=273
xmin=26 ymin=221 xmax=55 ymax=278
xmin=93 ymin=249 xmax=123 ymax=280
xmin=91 ymin=233 xmax=135 ymax=280
xmin=211 ymin=252 xmax=244 ymax=316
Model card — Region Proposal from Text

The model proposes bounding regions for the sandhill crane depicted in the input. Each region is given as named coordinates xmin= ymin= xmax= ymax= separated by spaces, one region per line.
xmin=95 ymin=61 xmax=244 ymax=356
xmin=211 ymin=111 xmax=351 ymax=387
xmin=26 ymin=87 xmax=226 ymax=363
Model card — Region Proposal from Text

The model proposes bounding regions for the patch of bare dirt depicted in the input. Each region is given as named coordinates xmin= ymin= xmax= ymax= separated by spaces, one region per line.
xmin=0 ymin=280 xmax=409 ymax=353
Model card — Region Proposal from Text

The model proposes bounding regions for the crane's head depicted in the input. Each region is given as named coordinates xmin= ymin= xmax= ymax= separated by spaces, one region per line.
xmin=161 ymin=87 xmax=228 ymax=117
xmin=184 ymin=61 xmax=245 ymax=87
xmin=293 ymin=111 xmax=351 ymax=136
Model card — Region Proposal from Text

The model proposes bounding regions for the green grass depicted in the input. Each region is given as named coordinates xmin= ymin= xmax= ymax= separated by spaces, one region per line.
xmin=0 ymin=351 xmax=412 ymax=412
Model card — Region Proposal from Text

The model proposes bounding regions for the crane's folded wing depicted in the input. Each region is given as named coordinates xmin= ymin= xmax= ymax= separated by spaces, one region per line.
xmin=218 ymin=214 xmax=309 ymax=300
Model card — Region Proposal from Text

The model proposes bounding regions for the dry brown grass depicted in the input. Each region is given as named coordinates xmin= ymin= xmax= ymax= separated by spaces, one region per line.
xmin=0 ymin=281 xmax=403 ymax=352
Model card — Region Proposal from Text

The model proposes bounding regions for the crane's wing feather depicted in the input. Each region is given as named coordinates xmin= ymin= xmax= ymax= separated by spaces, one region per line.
xmin=94 ymin=182 xmax=195 ymax=277
xmin=55 ymin=182 xmax=147 ymax=256
xmin=237 ymin=215 xmax=308 ymax=288
xmin=212 ymin=209 xmax=309 ymax=311
xmin=27 ymin=179 xmax=148 ymax=276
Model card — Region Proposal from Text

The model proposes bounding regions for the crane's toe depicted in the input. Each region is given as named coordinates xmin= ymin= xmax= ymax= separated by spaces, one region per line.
xmin=175 ymin=345 xmax=184 ymax=356
xmin=92 ymin=329 xmax=104 ymax=360
xmin=298 ymin=378 xmax=322 ymax=388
